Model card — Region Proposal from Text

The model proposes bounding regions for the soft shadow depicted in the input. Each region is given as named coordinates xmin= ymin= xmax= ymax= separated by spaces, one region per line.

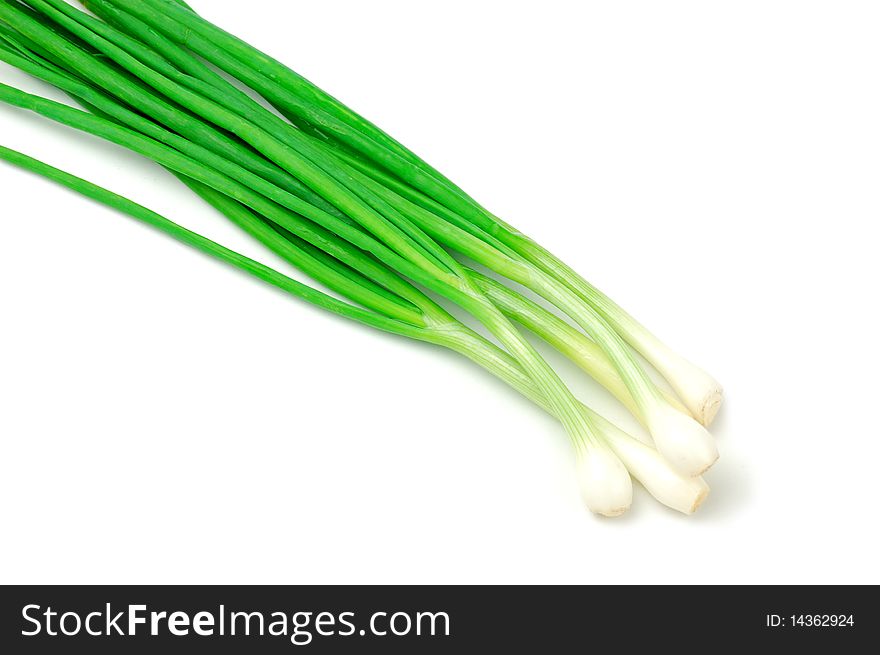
xmin=690 ymin=398 xmax=749 ymax=521
xmin=692 ymin=456 xmax=749 ymax=521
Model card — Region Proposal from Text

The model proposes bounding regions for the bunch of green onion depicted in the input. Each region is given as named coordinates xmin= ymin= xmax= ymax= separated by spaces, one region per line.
xmin=0 ymin=0 xmax=724 ymax=517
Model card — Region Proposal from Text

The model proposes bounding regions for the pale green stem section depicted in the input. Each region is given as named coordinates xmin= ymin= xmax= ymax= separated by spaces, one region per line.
xmin=426 ymin=324 xmax=639 ymax=452
xmin=468 ymin=270 xmax=640 ymax=416
xmin=324 ymin=152 xmax=671 ymax=418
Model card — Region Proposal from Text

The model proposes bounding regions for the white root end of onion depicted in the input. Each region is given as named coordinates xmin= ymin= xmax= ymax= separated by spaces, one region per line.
xmin=698 ymin=384 xmax=724 ymax=426
xmin=646 ymin=403 xmax=719 ymax=477
xmin=604 ymin=431 xmax=710 ymax=514
xmin=654 ymin=352 xmax=724 ymax=427
xmin=576 ymin=444 xmax=633 ymax=517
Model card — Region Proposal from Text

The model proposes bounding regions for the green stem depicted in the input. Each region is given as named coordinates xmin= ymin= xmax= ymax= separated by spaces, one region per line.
xmin=179 ymin=176 xmax=426 ymax=327
xmin=0 ymin=144 xmax=424 ymax=340
xmin=0 ymin=7 xmax=628 ymax=449
xmin=13 ymin=0 xmax=451 ymax=278
xmin=97 ymin=0 xmax=474 ymax=211
xmin=0 ymin=143 xmax=615 ymax=456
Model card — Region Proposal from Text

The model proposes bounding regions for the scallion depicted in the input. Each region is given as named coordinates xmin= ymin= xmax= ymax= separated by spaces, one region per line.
xmin=0 ymin=0 xmax=724 ymax=516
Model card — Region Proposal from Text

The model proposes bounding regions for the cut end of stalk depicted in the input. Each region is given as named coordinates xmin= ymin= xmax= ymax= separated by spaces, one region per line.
xmin=644 ymin=339 xmax=724 ymax=426
xmin=596 ymin=504 xmax=630 ymax=518
xmin=649 ymin=474 xmax=710 ymax=515
xmin=576 ymin=444 xmax=633 ymax=517
xmin=698 ymin=386 xmax=724 ymax=427
xmin=647 ymin=404 xmax=719 ymax=478
xmin=687 ymin=480 xmax=711 ymax=514
xmin=665 ymin=360 xmax=724 ymax=427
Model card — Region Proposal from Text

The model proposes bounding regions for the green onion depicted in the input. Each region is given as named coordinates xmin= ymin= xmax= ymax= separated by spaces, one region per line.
xmin=0 ymin=144 xmax=708 ymax=515
xmin=69 ymin=0 xmax=721 ymax=472
xmin=100 ymin=0 xmax=723 ymax=425
xmin=0 ymin=0 xmax=724 ymax=516
xmin=0 ymin=12 xmax=636 ymax=513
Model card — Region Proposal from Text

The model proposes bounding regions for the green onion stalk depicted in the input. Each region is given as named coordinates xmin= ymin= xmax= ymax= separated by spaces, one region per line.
xmin=0 ymin=74 xmax=638 ymax=511
xmin=0 ymin=24 xmax=685 ymax=430
xmin=0 ymin=144 xmax=709 ymax=516
xmin=76 ymin=0 xmax=722 ymax=473
xmin=0 ymin=6 xmax=638 ymax=516
xmin=0 ymin=0 xmax=724 ymax=512
xmin=101 ymin=0 xmax=724 ymax=425
xmin=7 ymin=0 xmax=717 ymax=482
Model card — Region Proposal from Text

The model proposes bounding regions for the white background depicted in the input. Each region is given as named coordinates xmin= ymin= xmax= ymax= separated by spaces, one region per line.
xmin=1 ymin=1 xmax=878 ymax=584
